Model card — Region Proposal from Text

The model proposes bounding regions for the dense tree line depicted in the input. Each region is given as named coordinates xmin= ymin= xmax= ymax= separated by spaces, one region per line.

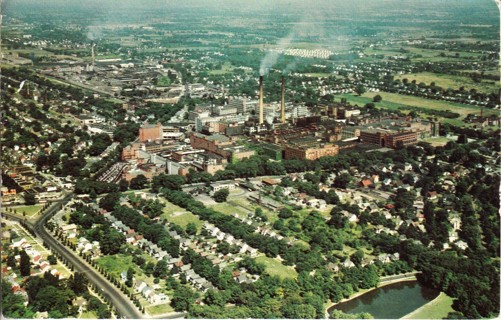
xmin=20 ymin=271 xmax=111 ymax=318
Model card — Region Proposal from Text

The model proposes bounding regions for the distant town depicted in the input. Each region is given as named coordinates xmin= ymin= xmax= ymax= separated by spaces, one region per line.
xmin=1 ymin=1 xmax=499 ymax=319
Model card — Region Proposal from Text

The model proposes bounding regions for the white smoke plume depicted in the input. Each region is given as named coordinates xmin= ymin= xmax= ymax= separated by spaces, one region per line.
xmin=259 ymin=5 xmax=327 ymax=75
xmin=259 ymin=33 xmax=294 ymax=76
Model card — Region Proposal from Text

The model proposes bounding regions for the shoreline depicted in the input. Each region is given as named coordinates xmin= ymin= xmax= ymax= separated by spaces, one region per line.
xmin=400 ymin=292 xmax=447 ymax=319
xmin=325 ymin=276 xmax=418 ymax=315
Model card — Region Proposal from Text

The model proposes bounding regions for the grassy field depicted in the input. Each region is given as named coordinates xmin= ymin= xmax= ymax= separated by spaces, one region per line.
xmin=79 ymin=311 xmax=98 ymax=319
xmin=96 ymin=255 xmax=141 ymax=279
xmin=255 ymin=256 xmax=297 ymax=279
xmin=12 ymin=205 xmax=44 ymax=218
xmin=208 ymin=62 xmax=235 ymax=75
xmin=211 ymin=202 xmax=248 ymax=218
xmin=146 ymin=303 xmax=174 ymax=316
xmin=422 ymin=136 xmax=456 ymax=147
xmin=339 ymin=92 xmax=496 ymax=124
xmin=227 ymin=196 xmax=277 ymax=222
xmin=404 ymin=292 xmax=454 ymax=319
xmin=159 ymin=198 xmax=204 ymax=229
xmin=395 ymin=72 xmax=499 ymax=94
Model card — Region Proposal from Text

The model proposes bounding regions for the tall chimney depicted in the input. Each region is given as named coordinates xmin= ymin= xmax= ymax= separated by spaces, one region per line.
xmin=259 ymin=75 xmax=264 ymax=124
xmin=281 ymin=76 xmax=286 ymax=124
xmin=91 ymin=44 xmax=96 ymax=68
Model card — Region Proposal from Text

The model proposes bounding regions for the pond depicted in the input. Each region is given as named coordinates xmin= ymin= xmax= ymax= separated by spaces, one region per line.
xmin=329 ymin=280 xmax=440 ymax=319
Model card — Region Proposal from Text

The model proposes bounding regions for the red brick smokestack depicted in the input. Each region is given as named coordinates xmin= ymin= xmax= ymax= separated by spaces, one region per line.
xmin=259 ymin=75 xmax=264 ymax=124
xmin=281 ymin=76 xmax=285 ymax=124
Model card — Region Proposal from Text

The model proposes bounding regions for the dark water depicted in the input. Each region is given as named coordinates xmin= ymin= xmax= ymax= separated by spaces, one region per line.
xmin=329 ymin=281 xmax=439 ymax=319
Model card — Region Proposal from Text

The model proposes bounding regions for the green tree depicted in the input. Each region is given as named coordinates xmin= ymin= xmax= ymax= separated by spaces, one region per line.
xmin=355 ymin=84 xmax=366 ymax=96
xmin=186 ymin=222 xmax=198 ymax=236
xmin=24 ymin=192 xmax=37 ymax=205
xmin=212 ymin=188 xmax=229 ymax=203
xmin=171 ymin=285 xmax=199 ymax=312
xmin=20 ymin=250 xmax=31 ymax=276
xmin=125 ymin=267 xmax=134 ymax=287
xmin=69 ymin=272 xmax=88 ymax=295
xmin=130 ymin=174 xmax=148 ymax=190
xmin=373 ymin=94 xmax=382 ymax=102
xmin=334 ymin=173 xmax=351 ymax=188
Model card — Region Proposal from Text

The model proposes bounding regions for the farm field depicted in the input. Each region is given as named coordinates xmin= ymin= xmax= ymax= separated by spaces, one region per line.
xmin=395 ymin=72 xmax=499 ymax=94
xmin=339 ymin=92 xmax=497 ymax=126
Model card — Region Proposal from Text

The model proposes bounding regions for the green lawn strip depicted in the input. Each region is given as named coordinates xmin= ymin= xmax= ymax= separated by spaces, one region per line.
xmin=394 ymin=72 xmax=499 ymax=94
xmin=146 ymin=303 xmax=175 ymax=316
xmin=96 ymin=254 xmax=143 ymax=279
xmin=228 ymin=197 xmax=277 ymax=223
xmin=422 ymin=136 xmax=456 ymax=147
xmin=255 ymin=255 xmax=298 ymax=279
xmin=159 ymin=198 xmax=203 ymax=229
xmin=339 ymin=92 xmax=495 ymax=121
xmin=169 ymin=212 xmax=204 ymax=229
xmin=210 ymin=202 xmax=247 ymax=217
xmin=404 ymin=292 xmax=454 ymax=319
xmin=79 ymin=311 xmax=98 ymax=319
xmin=12 ymin=205 xmax=43 ymax=217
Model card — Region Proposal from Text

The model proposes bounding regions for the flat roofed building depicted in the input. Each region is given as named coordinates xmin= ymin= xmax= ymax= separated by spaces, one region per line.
xmin=285 ymin=143 xmax=339 ymax=161
xmin=139 ymin=123 xmax=163 ymax=142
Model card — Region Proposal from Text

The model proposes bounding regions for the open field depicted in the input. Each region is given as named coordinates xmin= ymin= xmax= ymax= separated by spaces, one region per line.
xmin=11 ymin=205 xmax=44 ymax=218
xmin=422 ymin=136 xmax=456 ymax=147
xmin=79 ymin=311 xmax=98 ymax=319
xmin=403 ymin=292 xmax=454 ymax=319
xmin=160 ymin=198 xmax=204 ymax=229
xmin=227 ymin=196 xmax=277 ymax=223
xmin=96 ymin=254 xmax=141 ymax=279
xmin=208 ymin=62 xmax=235 ymax=75
xmin=146 ymin=303 xmax=174 ymax=316
xmin=340 ymin=92 xmax=497 ymax=124
xmin=255 ymin=256 xmax=297 ymax=279
xmin=211 ymin=202 xmax=249 ymax=218
xmin=395 ymin=72 xmax=499 ymax=94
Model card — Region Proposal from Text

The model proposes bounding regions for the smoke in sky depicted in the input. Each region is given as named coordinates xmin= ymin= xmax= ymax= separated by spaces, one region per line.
xmin=259 ymin=3 xmax=329 ymax=75
xmin=259 ymin=34 xmax=293 ymax=76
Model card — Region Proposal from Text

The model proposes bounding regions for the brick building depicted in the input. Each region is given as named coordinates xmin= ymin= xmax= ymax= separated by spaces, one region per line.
xmin=360 ymin=129 xmax=418 ymax=148
xmin=284 ymin=144 xmax=339 ymax=160
xmin=139 ymin=123 xmax=163 ymax=142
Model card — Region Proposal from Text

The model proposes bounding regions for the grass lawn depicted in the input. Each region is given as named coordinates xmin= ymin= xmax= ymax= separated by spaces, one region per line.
xmin=96 ymin=255 xmax=141 ymax=279
xmin=404 ymin=292 xmax=454 ymax=319
xmin=395 ymin=72 xmax=499 ymax=94
xmin=255 ymin=256 xmax=297 ymax=279
xmin=422 ymin=136 xmax=456 ymax=147
xmin=211 ymin=202 xmax=248 ymax=217
xmin=159 ymin=198 xmax=204 ymax=229
xmin=208 ymin=62 xmax=234 ymax=75
xmin=146 ymin=303 xmax=174 ymax=316
xmin=79 ymin=311 xmax=98 ymax=319
xmin=339 ymin=92 xmax=496 ymax=126
xmin=168 ymin=211 xmax=204 ymax=229
xmin=228 ymin=197 xmax=277 ymax=223
xmin=12 ymin=205 xmax=43 ymax=218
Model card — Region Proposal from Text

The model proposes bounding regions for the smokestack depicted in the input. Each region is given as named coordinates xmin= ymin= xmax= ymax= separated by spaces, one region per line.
xmin=281 ymin=76 xmax=286 ymax=124
xmin=91 ymin=43 xmax=96 ymax=68
xmin=259 ymin=75 xmax=264 ymax=124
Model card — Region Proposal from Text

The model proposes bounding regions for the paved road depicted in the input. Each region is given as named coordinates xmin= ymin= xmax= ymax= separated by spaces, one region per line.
xmin=3 ymin=194 xmax=144 ymax=319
